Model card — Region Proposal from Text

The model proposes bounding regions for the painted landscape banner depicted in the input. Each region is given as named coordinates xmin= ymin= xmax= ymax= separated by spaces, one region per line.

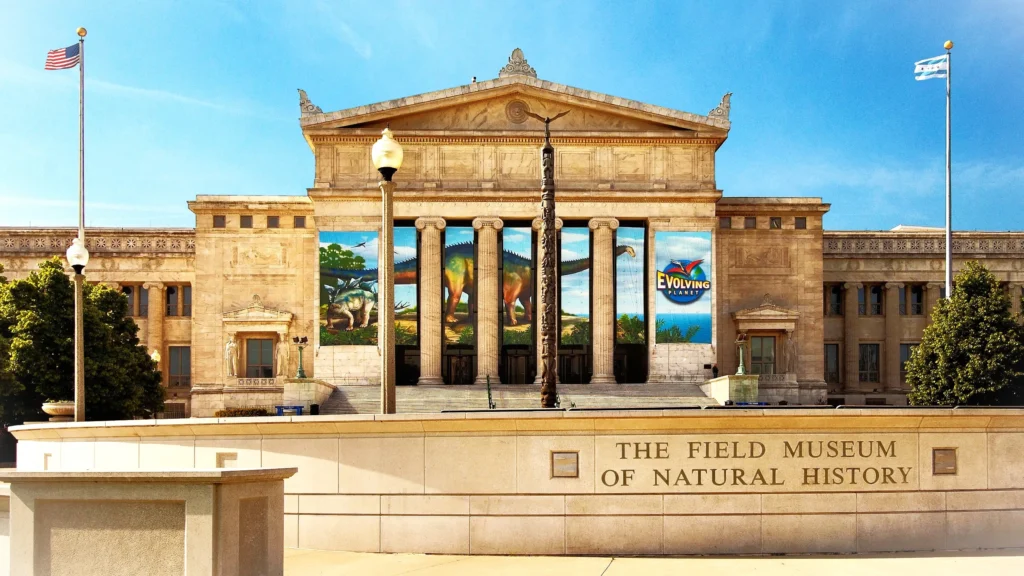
xmin=560 ymin=227 xmax=591 ymax=345
xmin=502 ymin=227 xmax=533 ymax=345
xmin=319 ymin=229 xmax=418 ymax=346
xmin=444 ymin=226 xmax=475 ymax=345
xmin=654 ymin=231 xmax=712 ymax=344
xmin=616 ymin=226 xmax=645 ymax=343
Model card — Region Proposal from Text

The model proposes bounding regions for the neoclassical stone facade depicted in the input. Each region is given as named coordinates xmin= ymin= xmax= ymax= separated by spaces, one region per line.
xmin=2 ymin=51 xmax=1022 ymax=415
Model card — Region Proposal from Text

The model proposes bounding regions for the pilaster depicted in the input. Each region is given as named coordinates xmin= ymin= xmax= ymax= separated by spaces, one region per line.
xmin=416 ymin=217 xmax=446 ymax=385
xmin=143 ymin=281 xmax=166 ymax=382
xmin=885 ymin=282 xmax=904 ymax=392
xmin=589 ymin=217 xmax=619 ymax=384
xmin=1010 ymin=283 xmax=1022 ymax=318
xmin=532 ymin=217 xmax=562 ymax=385
xmin=473 ymin=217 xmax=503 ymax=384
xmin=926 ymin=282 xmax=944 ymax=318
xmin=842 ymin=282 xmax=861 ymax=392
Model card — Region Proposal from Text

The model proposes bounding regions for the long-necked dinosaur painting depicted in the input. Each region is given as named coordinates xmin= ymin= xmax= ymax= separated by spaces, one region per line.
xmin=321 ymin=243 xmax=638 ymax=326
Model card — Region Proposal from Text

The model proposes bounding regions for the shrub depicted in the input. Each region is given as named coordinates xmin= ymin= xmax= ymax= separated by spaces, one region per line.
xmin=215 ymin=407 xmax=270 ymax=418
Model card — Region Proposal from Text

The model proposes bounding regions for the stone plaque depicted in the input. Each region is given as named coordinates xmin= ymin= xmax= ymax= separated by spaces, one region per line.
xmin=932 ymin=448 xmax=957 ymax=475
xmin=551 ymin=451 xmax=579 ymax=478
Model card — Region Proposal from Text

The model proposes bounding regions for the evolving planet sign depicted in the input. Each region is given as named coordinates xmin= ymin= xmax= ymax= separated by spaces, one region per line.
xmin=654 ymin=231 xmax=712 ymax=344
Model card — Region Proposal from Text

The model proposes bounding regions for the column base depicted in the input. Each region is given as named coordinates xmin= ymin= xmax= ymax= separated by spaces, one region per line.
xmin=416 ymin=376 xmax=443 ymax=386
xmin=474 ymin=374 xmax=498 ymax=386
xmin=589 ymin=374 xmax=617 ymax=384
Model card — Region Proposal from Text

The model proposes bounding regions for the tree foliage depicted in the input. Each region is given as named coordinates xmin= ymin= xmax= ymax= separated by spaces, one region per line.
xmin=319 ymin=243 xmax=365 ymax=270
xmin=907 ymin=261 xmax=1024 ymax=406
xmin=0 ymin=258 xmax=164 ymax=425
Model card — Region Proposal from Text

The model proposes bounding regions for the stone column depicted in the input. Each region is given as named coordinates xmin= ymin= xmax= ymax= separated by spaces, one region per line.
xmin=415 ymin=217 xmax=446 ymax=385
xmin=842 ymin=282 xmax=861 ymax=391
xmin=885 ymin=282 xmax=904 ymax=392
xmin=926 ymin=282 xmax=944 ymax=319
xmin=143 ymin=282 xmax=166 ymax=383
xmin=532 ymin=217 xmax=563 ymax=385
xmin=473 ymin=217 xmax=503 ymax=384
xmin=1010 ymin=283 xmax=1022 ymax=319
xmin=589 ymin=217 xmax=619 ymax=384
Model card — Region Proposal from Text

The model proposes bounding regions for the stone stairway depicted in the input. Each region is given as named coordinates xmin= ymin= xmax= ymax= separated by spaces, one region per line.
xmin=319 ymin=382 xmax=716 ymax=415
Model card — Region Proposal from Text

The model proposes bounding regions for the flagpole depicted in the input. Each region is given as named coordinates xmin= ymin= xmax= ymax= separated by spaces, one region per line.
xmin=78 ymin=27 xmax=86 ymax=241
xmin=944 ymin=40 xmax=953 ymax=298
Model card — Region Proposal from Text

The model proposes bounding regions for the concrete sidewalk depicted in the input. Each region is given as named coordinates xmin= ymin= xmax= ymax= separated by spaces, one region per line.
xmin=284 ymin=548 xmax=1024 ymax=575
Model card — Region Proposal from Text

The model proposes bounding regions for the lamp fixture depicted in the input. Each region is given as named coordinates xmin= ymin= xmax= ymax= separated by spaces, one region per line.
xmin=65 ymin=238 xmax=90 ymax=275
xmin=371 ymin=127 xmax=404 ymax=181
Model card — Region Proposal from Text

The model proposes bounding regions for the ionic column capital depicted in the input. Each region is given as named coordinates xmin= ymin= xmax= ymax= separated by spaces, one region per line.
xmin=472 ymin=217 xmax=503 ymax=231
xmin=842 ymin=282 xmax=862 ymax=291
xmin=927 ymin=282 xmax=945 ymax=290
xmin=415 ymin=217 xmax=446 ymax=231
xmin=588 ymin=217 xmax=619 ymax=231
xmin=531 ymin=217 xmax=563 ymax=231
xmin=884 ymin=282 xmax=905 ymax=290
xmin=143 ymin=281 xmax=165 ymax=291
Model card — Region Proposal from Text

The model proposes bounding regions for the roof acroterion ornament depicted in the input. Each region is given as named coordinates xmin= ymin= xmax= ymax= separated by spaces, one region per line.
xmin=709 ymin=92 xmax=732 ymax=120
xmin=498 ymin=48 xmax=537 ymax=78
xmin=297 ymin=89 xmax=323 ymax=116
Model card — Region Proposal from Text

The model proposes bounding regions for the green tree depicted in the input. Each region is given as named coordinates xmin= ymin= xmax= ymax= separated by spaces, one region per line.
xmin=0 ymin=258 xmax=164 ymax=425
xmin=655 ymin=320 xmax=700 ymax=344
xmin=907 ymin=261 xmax=1024 ymax=406
xmin=319 ymin=243 xmax=365 ymax=270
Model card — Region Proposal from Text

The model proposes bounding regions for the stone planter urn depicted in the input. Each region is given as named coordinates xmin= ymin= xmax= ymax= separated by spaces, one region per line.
xmin=41 ymin=400 xmax=74 ymax=422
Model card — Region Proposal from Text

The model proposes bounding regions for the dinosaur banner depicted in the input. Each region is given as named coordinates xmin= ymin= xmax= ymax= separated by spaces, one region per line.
xmin=502 ymin=227 xmax=533 ymax=345
xmin=616 ymin=226 xmax=645 ymax=344
xmin=654 ymin=231 xmax=712 ymax=344
xmin=444 ymin=226 xmax=476 ymax=345
xmin=319 ymin=229 xmax=418 ymax=346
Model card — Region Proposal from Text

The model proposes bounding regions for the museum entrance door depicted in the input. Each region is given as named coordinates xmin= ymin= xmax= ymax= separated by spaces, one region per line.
xmin=396 ymin=345 xmax=419 ymax=385
xmin=500 ymin=346 xmax=535 ymax=384
xmin=442 ymin=346 xmax=476 ymax=385
xmin=614 ymin=344 xmax=648 ymax=383
xmin=559 ymin=346 xmax=592 ymax=384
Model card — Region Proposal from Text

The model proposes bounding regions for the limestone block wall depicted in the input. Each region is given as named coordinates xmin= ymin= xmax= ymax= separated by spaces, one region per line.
xmin=12 ymin=409 xmax=1024 ymax=556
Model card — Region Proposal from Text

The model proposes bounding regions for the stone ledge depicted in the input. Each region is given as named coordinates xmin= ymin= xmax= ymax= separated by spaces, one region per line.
xmin=0 ymin=468 xmax=297 ymax=484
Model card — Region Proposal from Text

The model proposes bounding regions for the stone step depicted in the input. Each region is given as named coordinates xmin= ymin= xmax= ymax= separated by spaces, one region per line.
xmin=319 ymin=382 xmax=716 ymax=414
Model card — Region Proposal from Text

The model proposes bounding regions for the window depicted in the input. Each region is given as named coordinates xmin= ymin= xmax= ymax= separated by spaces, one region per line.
xmin=166 ymin=286 xmax=178 ymax=316
xmin=824 ymin=285 xmax=843 ymax=316
xmin=770 ymin=217 xmax=782 ymax=230
xmin=240 ymin=215 xmax=253 ymax=228
xmin=213 ymin=215 xmax=226 ymax=228
xmin=795 ymin=217 xmax=807 ymax=229
xmin=267 ymin=216 xmax=279 ymax=228
xmin=245 ymin=338 xmax=274 ymax=378
xmin=909 ymin=285 xmax=924 ymax=315
xmin=900 ymin=343 xmax=918 ymax=381
xmin=824 ymin=343 xmax=840 ymax=384
xmin=750 ymin=336 xmax=776 ymax=375
xmin=139 ymin=286 xmax=149 ymax=317
xmin=169 ymin=346 xmax=191 ymax=387
xmin=294 ymin=216 xmax=306 ymax=228
xmin=744 ymin=217 xmax=756 ymax=229
xmin=183 ymin=285 xmax=192 ymax=317
xmin=122 ymin=286 xmax=135 ymax=316
xmin=719 ymin=217 xmax=731 ymax=229
xmin=859 ymin=343 xmax=880 ymax=382
xmin=859 ymin=285 xmax=883 ymax=316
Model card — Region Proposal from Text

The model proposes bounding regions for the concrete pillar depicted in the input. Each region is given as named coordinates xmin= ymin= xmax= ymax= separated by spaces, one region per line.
xmin=379 ymin=181 xmax=397 ymax=414
xmin=885 ymin=282 xmax=904 ymax=392
xmin=473 ymin=217 xmax=503 ymax=385
xmin=589 ymin=217 xmax=619 ymax=384
xmin=842 ymin=282 xmax=861 ymax=391
xmin=532 ymin=218 xmax=562 ymax=385
xmin=143 ymin=281 xmax=165 ymax=382
xmin=926 ymin=282 xmax=944 ymax=319
xmin=415 ymin=217 xmax=446 ymax=385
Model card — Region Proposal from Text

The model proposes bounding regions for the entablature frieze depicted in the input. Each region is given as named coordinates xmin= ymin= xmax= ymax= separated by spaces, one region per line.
xmin=825 ymin=233 xmax=1024 ymax=258
xmin=306 ymin=188 xmax=723 ymax=205
xmin=0 ymin=229 xmax=196 ymax=256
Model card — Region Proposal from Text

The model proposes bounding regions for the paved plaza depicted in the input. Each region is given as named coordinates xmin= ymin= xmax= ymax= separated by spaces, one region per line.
xmin=284 ymin=548 xmax=1024 ymax=575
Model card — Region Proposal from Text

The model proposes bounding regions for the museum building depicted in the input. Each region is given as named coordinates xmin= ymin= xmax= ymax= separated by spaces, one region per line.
xmin=3 ymin=50 xmax=1023 ymax=417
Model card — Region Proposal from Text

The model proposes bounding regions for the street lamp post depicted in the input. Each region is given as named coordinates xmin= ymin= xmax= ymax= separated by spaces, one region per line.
xmin=66 ymin=238 xmax=89 ymax=422
xmin=293 ymin=336 xmax=308 ymax=379
xmin=372 ymin=128 xmax=403 ymax=414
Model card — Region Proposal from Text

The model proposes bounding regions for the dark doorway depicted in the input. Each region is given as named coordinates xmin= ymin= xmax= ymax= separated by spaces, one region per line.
xmin=501 ymin=346 xmax=535 ymax=384
xmin=443 ymin=347 xmax=476 ymax=385
xmin=396 ymin=345 xmax=420 ymax=385
xmin=614 ymin=344 xmax=648 ymax=383
xmin=559 ymin=346 xmax=591 ymax=384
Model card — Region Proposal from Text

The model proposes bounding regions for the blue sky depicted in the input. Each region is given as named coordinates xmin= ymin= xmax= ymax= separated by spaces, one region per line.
xmin=2 ymin=1 xmax=1022 ymax=230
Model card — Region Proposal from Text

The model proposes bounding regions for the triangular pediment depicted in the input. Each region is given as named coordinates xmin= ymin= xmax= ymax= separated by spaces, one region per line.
xmin=299 ymin=77 xmax=730 ymax=137
xmin=733 ymin=294 xmax=800 ymax=322
xmin=223 ymin=294 xmax=293 ymax=323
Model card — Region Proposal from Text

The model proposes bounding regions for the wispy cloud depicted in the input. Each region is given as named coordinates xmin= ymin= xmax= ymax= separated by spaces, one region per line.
xmin=313 ymin=0 xmax=373 ymax=59
xmin=0 ymin=59 xmax=287 ymax=121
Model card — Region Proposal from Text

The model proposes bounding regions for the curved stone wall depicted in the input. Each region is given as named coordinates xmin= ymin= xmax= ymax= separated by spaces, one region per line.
xmin=11 ymin=409 xmax=1024 ymax=555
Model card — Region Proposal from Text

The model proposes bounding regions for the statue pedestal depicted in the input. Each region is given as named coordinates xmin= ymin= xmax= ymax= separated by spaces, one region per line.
xmin=699 ymin=375 xmax=759 ymax=405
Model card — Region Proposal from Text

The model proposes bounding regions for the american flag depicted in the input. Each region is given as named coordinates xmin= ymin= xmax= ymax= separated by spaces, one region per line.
xmin=45 ymin=43 xmax=80 ymax=70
